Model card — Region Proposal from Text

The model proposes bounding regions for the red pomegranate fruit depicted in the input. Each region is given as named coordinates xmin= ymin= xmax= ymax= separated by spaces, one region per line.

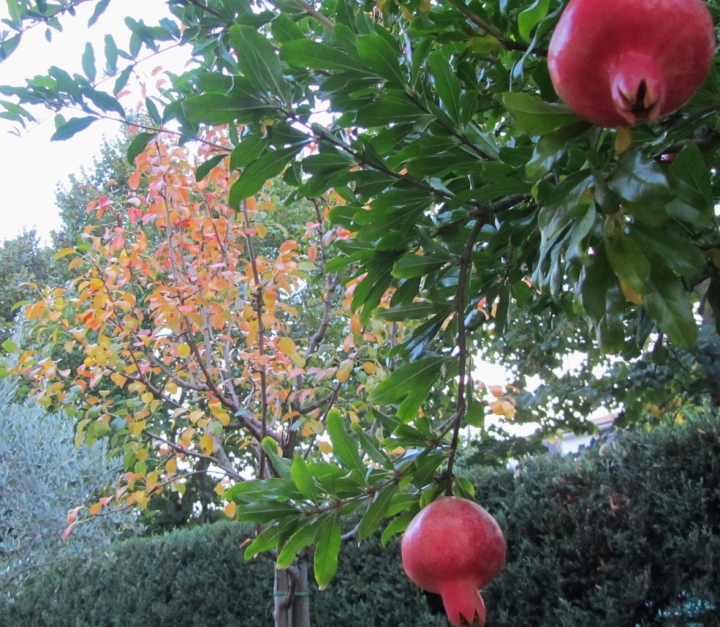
xmin=401 ymin=497 xmax=506 ymax=627
xmin=547 ymin=0 xmax=715 ymax=128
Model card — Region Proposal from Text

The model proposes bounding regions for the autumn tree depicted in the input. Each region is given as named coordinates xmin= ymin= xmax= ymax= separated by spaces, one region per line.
xmin=3 ymin=0 xmax=720 ymax=625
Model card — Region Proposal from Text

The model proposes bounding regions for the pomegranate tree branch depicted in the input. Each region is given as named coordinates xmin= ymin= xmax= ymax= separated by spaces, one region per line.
xmin=241 ymin=200 xmax=270 ymax=476
xmin=444 ymin=217 xmax=486 ymax=496
xmin=446 ymin=0 xmax=527 ymax=52
xmin=291 ymin=0 xmax=336 ymax=29
xmin=183 ymin=0 xmax=226 ymax=19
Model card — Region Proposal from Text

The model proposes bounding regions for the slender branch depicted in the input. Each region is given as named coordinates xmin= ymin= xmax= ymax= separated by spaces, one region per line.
xmin=446 ymin=0 xmax=527 ymax=52
xmin=291 ymin=0 xmax=336 ymax=29
xmin=144 ymin=429 xmax=246 ymax=482
xmin=303 ymin=380 xmax=343 ymax=459
xmin=241 ymin=200 xmax=270 ymax=476
xmin=445 ymin=217 xmax=487 ymax=495
xmin=184 ymin=0 xmax=226 ymax=19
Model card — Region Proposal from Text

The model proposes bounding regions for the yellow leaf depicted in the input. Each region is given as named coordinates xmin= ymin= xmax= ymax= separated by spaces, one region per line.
xmin=55 ymin=247 xmax=77 ymax=260
xmin=615 ymin=127 xmax=632 ymax=155
xmin=200 ymin=434 xmax=214 ymax=455
xmin=68 ymin=257 xmax=84 ymax=271
xmin=215 ymin=411 xmax=230 ymax=427
xmin=89 ymin=502 xmax=103 ymax=516
xmin=620 ymin=279 xmax=643 ymax=305
xmin=136 ymin=448 xmax=148 ymax=462
xmin=141 ymin=392 xmax=154 ymax=404
xmin=188 ymin=410 xmax=204 ymax=424
xmin=337 ymin=359 xmax=354 ymax=383
xmin=278 ymin=337 xmax=297 ymax=356
xmin=318 ymin=441 xmax=333 ymax=454
xmin=25 ymin=301 xmax=47 ymax=321
xmin=166 ymin=457 xmax=177 ymax=474
xmin=214 ymin=483 xmax=226 ymax=496
xmin=111 ymin=372 xmax=128 ymax=388
xmin=177 ymin=343 xmax=191 ymax=358
xmin=224 ymin=502 xmax=237 ymax=518
xmin=301 ymin=423 xmax=314 ymax=437
xmin=180 ymin=428 xmax=196 ymax=447
xmin=128 ymin=420 xmax=147 ymax=437
xmin=363 ymin=362 xmax=376 ymax=375
xmin=255 ymin=223 xmax=267 ymax=238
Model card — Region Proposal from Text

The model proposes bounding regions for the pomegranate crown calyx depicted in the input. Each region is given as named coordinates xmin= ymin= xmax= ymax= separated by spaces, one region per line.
xmin=610 ymin=53 xmax=666 ymax=126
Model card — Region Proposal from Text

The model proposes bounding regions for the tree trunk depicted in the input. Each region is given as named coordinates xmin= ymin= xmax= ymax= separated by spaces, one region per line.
xmin=273 ymin=555 xmax=310 ymax=627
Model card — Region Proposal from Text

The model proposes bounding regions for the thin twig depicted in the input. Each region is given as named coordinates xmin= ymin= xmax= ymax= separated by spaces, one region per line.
xmin=445 ymin=217 xmax=486 ymax=495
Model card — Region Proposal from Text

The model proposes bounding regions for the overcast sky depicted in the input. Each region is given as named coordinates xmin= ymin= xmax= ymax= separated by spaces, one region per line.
xmin=0 ymin=0 xmax=178 ymax=244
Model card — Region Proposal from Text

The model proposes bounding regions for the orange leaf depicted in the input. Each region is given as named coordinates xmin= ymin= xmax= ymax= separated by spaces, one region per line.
xmin=90 ymin=502 xmax=103 ymax=516
xmin=128 ymin=171 xmax=141 ymax=191
xmin=224 ymin=502 xmax=237 ymax=518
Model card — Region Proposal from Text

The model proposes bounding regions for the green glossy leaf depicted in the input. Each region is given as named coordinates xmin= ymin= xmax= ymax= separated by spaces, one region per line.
xmin=88 ymin=0 xmax=111 ymax=26
xmin=262 ymin=436 xmax=293 ymax=481
xmin=126 ymin=131 xmax=157 ymax=165
xmin=277 ymin=518 xmax=321 ymax=569
xmin=229 ymin=25 xmax=288 ymax=102
xmin=351 ymin=424 xmax=392 ymax=468
xmin=280 ymin=40 xmax=372 ymax=74
xmin=51 ymin=116 xmax=97 ymax=141
xmin=290 ymin=454 xmax=320 ymax=503
xmin=82 ymin=88 xmax=125 ymax=117
xmin=526 ymin=121 xmax=590 ymax=181
xmin=2 ymin=339 xmax=19 ymax=354
xmin=271 ymin=13 xmax=306 ymax=43
xmin=358 ymin=483 xmax=397 ymax=540
xmin=104 ymin=34 xmax=118 ymax=74
xmin=392 ymin=254 xmax=447 ymax=279
xmin=229 ymin=145 xmax=301 ymax=206
xmin=381 ymin=511 xmax=415 ymax=547
xmin=608 ymin=149 xmax=675 ymax=220
xmin=314 ymin=514 xmax=342 ymax=589
xmin=182 ymin=94 xmax=269 ymax=125
xmin=235 ymin=501 xmax=298 ymax=524
xmin=579 ymin=244 xmax=626 ymax=354
xmin=230 ymin=134 xmax=270 ymax=170
xmin=326 ymin=409 xmax=365 ymax=475
xmin=81 ymin=43 xmax=96 ymax=83
xmin=195 ymin=154 xmax=227 ymax=182
xmin=357 ymin=34 xmax=405 ymax=86
xmin=605 ymin=229 xmax=652 ymax=295
xmin=355 ymin=90 xmax=425 ymax=126
xmin=372 ymin=302 xmax=435 ymax=322
xmin=518 ymin=0 xmax=550 ymax=42
xmin=244 ymin=518 xmax=297 ymax=560
xmin=630 ymin=225 xmax=704 ymax=279
xmin=0 ymin=34 xmax=21 ymax=62
xmin=502 ymin=93 xmax=579 ymax=135
xmin=645 ymin=267 xmax=697 ymax=349
xmin=369 ymin=357 xmax=450 ymax=422
xmin=427 ymin=51 xmax=462 ymax=123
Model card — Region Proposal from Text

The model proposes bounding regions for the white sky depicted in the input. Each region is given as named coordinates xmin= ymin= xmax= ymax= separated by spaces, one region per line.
xmin=0 ymin=0 xmax=177 ymax=244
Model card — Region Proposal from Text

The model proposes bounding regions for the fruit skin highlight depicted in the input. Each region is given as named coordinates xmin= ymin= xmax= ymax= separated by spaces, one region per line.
xmin=548 ymin=0 xmax=715 ymax=128
xmin=401 ymin=497 xmax=506 ymax=627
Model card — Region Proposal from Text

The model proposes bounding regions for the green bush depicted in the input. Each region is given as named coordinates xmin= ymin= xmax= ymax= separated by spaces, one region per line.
xmin=0 ymin=520 xmax=442 ymax=627
xmin=4 ymin=408 xmax=720 ymax=627
xmin=475 ymin=407 xmax=720 ymax=627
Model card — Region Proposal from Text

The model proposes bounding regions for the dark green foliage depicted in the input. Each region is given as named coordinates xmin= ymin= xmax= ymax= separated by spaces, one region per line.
xmin=0 ymin=229 xmax=53 ymax=342
xmin=0 ymin=521 xmax=441 ymax=627
xmin=475 ymin=406 xmax=720 ymax=627
xmin=4 ymin=410 xmax=720 ymax=627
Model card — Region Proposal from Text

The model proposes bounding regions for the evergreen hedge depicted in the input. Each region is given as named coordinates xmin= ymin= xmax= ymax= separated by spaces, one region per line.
xmin=3 ymin=409 xmax=720 ymax=627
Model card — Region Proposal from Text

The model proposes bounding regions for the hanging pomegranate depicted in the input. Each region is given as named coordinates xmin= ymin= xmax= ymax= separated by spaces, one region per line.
xmin=401 ymin=497 xmax=506 ymax=627
xmin=548 ymin=0 xmax=716 ymax=127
